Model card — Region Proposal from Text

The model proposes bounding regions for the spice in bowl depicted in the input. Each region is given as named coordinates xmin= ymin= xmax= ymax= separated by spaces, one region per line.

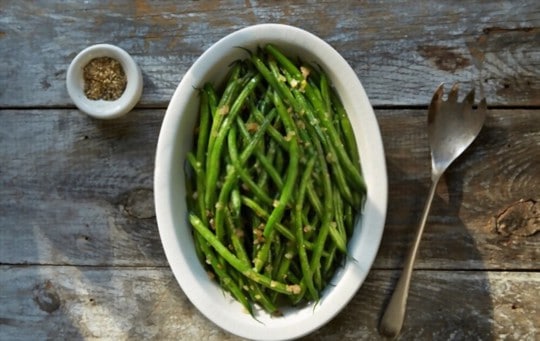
xmin=83 ymin=57 xmax=127 ymax=101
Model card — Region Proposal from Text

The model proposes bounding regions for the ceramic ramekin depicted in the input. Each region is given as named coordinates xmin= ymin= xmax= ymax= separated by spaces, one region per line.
xmin=66 ymin=44 xmax=143 ymax=119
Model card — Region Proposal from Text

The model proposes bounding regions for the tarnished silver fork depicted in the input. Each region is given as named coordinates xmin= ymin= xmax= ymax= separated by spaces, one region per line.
xmin=379 ymin=83 xmax=487 ymax=338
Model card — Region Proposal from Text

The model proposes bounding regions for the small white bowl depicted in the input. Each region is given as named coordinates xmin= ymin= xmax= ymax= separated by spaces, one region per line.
xmin=66 ymin=44 xmax=143 ymax=119
xmin=154 ymin=24 xmax=388 ymax=340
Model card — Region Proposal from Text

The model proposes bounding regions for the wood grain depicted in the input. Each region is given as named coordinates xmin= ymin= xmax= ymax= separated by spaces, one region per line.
xmin=0 ymin=109 xmax=164 ymax=266
xmin=1 ymin=109 xmax=538 ymax=269
xmin=1 ymin=1 xmax=539 ymax=107
xmin=1 ymin=266 xmax=537 ymax=340
xmin=376 ymin=109 xmax=540 ymax=270
xmin=1 ymin=2 xmax=539 ymax=339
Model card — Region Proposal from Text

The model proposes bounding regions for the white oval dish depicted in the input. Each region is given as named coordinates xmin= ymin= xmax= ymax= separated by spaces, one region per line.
xmin=154 ymin=24 xmax=387 ymax=340
xmin=66 ymin=44 xmax=143 ymax=119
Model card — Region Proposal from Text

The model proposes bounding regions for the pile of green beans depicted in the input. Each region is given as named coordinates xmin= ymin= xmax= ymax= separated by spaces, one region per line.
xmin=185 ymin=44 xmax=366 ymax=316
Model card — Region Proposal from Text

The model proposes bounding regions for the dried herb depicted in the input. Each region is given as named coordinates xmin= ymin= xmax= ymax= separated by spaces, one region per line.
xmin=83 ymin=57 xmax=127 ymax=101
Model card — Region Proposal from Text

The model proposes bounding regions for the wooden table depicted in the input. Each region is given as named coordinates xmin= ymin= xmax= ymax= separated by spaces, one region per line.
xmin=1 ymin=2 xmax=539 ymax=340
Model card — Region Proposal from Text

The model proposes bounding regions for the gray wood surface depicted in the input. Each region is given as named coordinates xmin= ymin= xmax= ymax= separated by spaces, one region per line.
xmin=1 ymin=1 xmax=540 ymax=107
xmin=2 ymin=266 xmax=538 ymax=340
xmin=1 ymin=1 xmax=539 ymax=340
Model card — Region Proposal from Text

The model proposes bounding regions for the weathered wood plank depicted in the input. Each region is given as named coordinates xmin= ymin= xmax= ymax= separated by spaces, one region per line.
xmin=0 ymin=266 xmax=537 ymax=340
xmin=1 ymin=1 xmax=539 ymax=107
xmin=0 ymin=109 xmax=164 ymax=266
xmin=1 ymin=108 xmax=538 ymax=269
xmin=1 ymin=2 xmax=538 ymax=340
xmin=376 ymin=108 xmax=540 ymax=270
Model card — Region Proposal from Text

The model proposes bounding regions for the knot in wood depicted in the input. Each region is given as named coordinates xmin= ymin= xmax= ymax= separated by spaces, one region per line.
xmin=33 ymin=280 xmax=61 ymax=313
xmin=495 ymin=199 xmax=539 ymax=237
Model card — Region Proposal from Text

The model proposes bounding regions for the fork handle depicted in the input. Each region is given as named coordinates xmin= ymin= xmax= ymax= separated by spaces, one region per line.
xmin=379 ymin=175 xmax=441 ymax=338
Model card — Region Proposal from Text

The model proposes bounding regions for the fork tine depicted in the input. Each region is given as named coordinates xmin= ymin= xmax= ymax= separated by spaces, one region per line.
xmin=448 ymin=82 xmax=460 ymax=102
xmin=463 ymin=88 xmax=475 ymax=106
xmin=428 ymin=83 xmax=445 ymax=123
xmin=433 ymin=83 xmax=444 ymax=101
xmin=478 ymin=97 xmax=487 ymax=112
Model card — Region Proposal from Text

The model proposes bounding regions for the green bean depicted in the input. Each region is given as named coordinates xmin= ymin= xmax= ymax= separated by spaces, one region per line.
xmin=322 ymin=242 xmax=338 ymax=280
xmin=294 ymin=155 xmax=318 ymax=300
xmin=330 ymin=89 xmax=362 ymax=178
xmin=193 ymin=229 xmax=252 ymax=315
xmin=250 ymin=103 xmax=288 ymax=150
xmin=257 ymin=85 xmax=274 ymax=115
xmin=328 ymin=221 xmax=347 ymax=254
xmin=193 ymin=90 xmax=212 ymax=225
xmin=224 ymin=207 xmax=250 ymax=271
xmin=253 ymin=230 xmax=275 ymax=273
xmin=236 ymin=113 xmax=284 ymax=189
xmin=304 ymin=113 xmax=334 ymax=290
xmin=265 ymin=44 xmax=303 ymax=80
xmin=213 ymin=106 xmax=276 ymax=238
xmin=305 ymin=181 xmax=323 ymax=218
xmin=185 ymin=44 xmax=366 ymax=314
xmin=274 ymin=141 xmax=286 ymax=175
xmin=333 ymin=186 xmax=348 ymax=243
xmin=251 ymin=52 xmax=298 ymax=111
xmin=274 ymin=243 xmax=296 ymax=283
xmin=190 ymin=213 xmax=301 ymax=295
xmin=184 ymin=160 xmax=198 ymax=222
xmin=207 ymin=63 xmax=242 ymax=153
xmin=186 ymin=152 xmax=200 ymax=176
xmin=231 ymin=187 xmax=241 ymax=218
xmin=203 ymin=83 xmax=219 ymax=118
xmin=227 ymin=125 xmax=273 ymax=206
xmin=307 ymin=86 xmax=364 ymax=191
xmin=254 ymin=159 xmax=269 ymax=190
xmin=240 ymin=195 xmax=327 ymax=256
xmin=319 ymin=71 xmax=336 ymax=130
xmin=226 ymin=212 xmax=277 ymax=313
xmin=205 ymin=74 xmax=262 ymax=208
xmin=265 ymin=44 xmax=364 ymax=191
xmin=281 ymin=65 xmax=355 ymax=205
xmin=240 ymin=195 xmax=295 ymax=241
xmin=246 ymin=278 xmax=279 ymax=314
xmin=344 ymin=203 xmax=355 ymax=237
xmin=261 ymin=90 xmax=299 ymax=238
xmin=196 ymin=89 xmax=211 ymax=164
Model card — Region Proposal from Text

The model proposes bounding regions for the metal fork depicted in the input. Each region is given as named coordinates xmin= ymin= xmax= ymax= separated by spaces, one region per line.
xmin=379 ymin=83 xmax=487 ymax=338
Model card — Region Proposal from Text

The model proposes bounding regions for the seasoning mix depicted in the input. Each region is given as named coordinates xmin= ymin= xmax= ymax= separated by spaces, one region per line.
xmin=83 ymin=57 xmax=127 ymax=101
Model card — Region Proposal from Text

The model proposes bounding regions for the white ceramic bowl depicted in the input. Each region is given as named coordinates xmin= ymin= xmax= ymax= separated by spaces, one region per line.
xmin=154 ymin=24 xmax=387 ymax=340
xmin=66 ymin=44 xmax=143 ymax=119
